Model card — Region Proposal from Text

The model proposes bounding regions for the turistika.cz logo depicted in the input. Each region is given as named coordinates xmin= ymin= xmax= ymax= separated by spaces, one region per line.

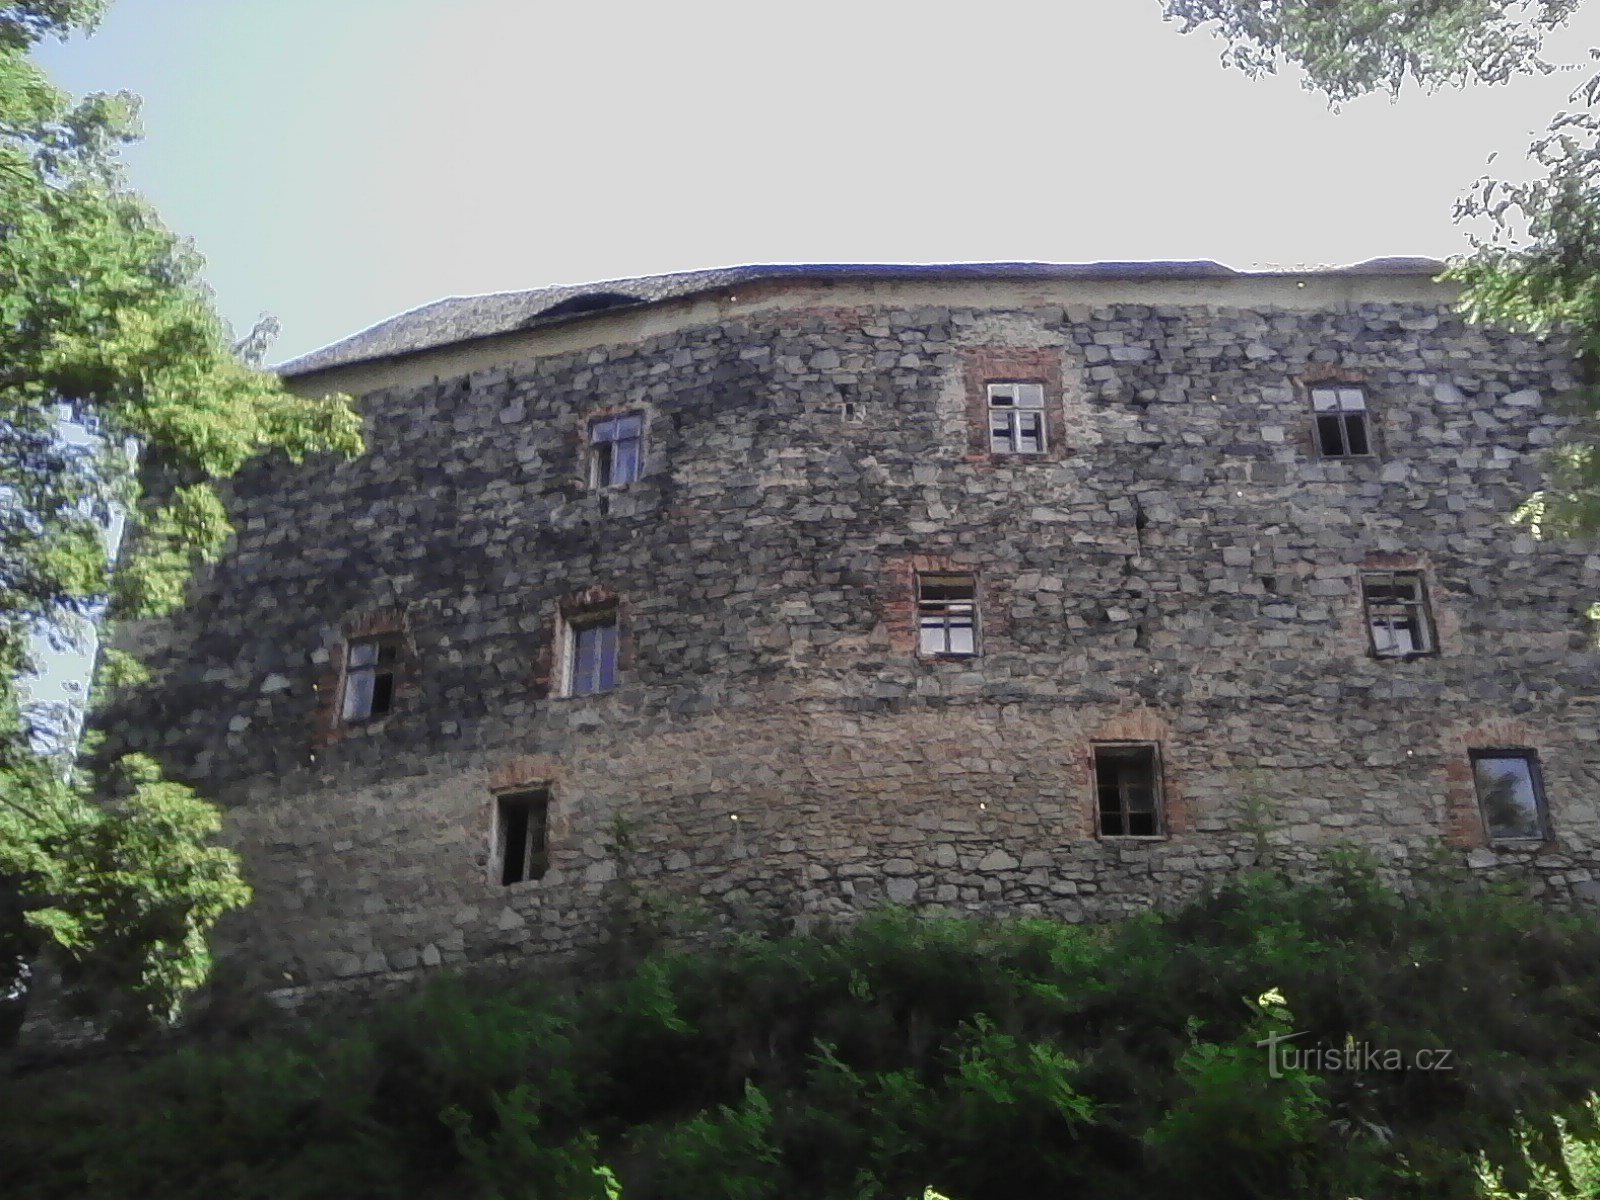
xmin=1256 ymin=1030 xmax=1455 ymax=1079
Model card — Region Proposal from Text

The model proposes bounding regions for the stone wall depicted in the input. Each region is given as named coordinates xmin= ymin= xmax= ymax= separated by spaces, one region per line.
xmin=98 ymin=273 xmax=1600 ymax=997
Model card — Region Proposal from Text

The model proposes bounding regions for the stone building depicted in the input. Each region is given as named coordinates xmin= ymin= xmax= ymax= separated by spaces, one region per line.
xmin=99 ymin=260 xmax=1600 ymax=999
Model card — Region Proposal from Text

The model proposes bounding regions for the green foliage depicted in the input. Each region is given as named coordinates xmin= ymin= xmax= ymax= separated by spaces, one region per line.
xmin=1479 ymin=1096 xmax=1600 ymax=1198
xmin=1448 ymin=68 xmax=1600 ymax=537
xmin=1161 ymin=0 xmax=1600 ymax=541
xmin=9 ymin=870 xmax=1600 ymax=1199
xmin=0 ymin=0 xmax=361 ymax=1030
xmin=1160 ymin=0 xmax=1580 ymax=101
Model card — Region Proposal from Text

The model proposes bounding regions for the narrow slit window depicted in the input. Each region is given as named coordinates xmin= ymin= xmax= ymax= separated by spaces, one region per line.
xmin=987 ymin=382 xmax=1046 ymax=454
xmin=1095 ymin=744 xmax=1163 ymax=837
xmin=1471 ymin=750 xmax=1549 ymax=842
xmin=590 ymin=413 xmax=645 ymax=487
xmin=341 ymin=637 xmax=400 ymax=722
xmin=917 ymin=574 xmax=977 ymax=656
xmin=497 ymin=789 xmax=550 ymax=885
xmin=567 ymin=610 xmax=619 ymax=695
xmin=1310 ymin=385 xmax=1371 ymax=458
xmin=1361 ymin=572 xmax=1434 ymax=658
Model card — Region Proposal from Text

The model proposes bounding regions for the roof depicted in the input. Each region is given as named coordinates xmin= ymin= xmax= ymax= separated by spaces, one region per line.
xmin=275 ymin=258 xmax=1447 ymax=378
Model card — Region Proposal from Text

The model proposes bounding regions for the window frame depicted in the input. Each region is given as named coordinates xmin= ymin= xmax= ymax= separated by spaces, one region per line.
xmin=916 ymin=572 xmax=979 ymax=658
xmin=1469 ymin=749 xmax=1551 ymax=844
xmin=562 ymin=607 xmax=620 ymax=697
xmin=495 ymin=788 xmax=551 ymax=885
xmin=1309 ymin=383 xmax=1374 ymax=459
xmin=1093 ymin=742 xmax=1166 ymax=839
xmin=1360 ymin=571 xmax=1437 ymax=660
xmin=986 ymin=381 xmax=1048 ymax=456
xmin=588 ymin=412 xmax=646 ymax=489
xmin=339 ymin=635 xmax=402 ymax=724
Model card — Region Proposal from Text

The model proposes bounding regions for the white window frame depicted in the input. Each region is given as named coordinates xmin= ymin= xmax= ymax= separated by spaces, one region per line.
xmin=589 ymin=413 xmax=645 ymax=488
xmin=986 ymin=382 xmax=1047 ymax=455
xmin=1310 ymin=385 xmax=1373 ymax=458
xmin=917 ymin=573 xmax=978 ymax=657
xmin=340 ymin=636 xmax=400 ymax=723
xmin=561 ymin=609 xmax=619 ymax=696
xmin=1360 ymin=571 xmax=1435 ymax=658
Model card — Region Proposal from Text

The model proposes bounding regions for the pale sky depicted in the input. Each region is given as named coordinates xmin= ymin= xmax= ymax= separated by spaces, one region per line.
xmin=34 ymin=0 xmax=1600 ymax=365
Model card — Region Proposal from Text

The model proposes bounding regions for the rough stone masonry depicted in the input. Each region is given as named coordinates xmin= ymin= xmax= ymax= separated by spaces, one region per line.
xmin=94 ymin=261 xmax=1600 ymax=1003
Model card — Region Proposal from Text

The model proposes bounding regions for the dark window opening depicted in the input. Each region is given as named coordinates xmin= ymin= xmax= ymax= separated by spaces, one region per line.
xmin=590 ymin=414 xmax=644 ymax=487
xmin=1310 ymin=385 xmax=1372 ymax=458
xmin=497 ymin=790 xmax=550 ymax=885
xmin=1361 ymin=572 xmax=1434 ymax=658
xmin=1095 ymin=744 xmax=1163 ymax=837
xmin=1471 ymin=750 xmax=1549 ymax=842
xmin=917 ymin=574 xmax=977 ymax=656
xmin=568 ymin=612 xmax=619 ymax=695
xmin=341 ymin=637 xmax=400 ymax=722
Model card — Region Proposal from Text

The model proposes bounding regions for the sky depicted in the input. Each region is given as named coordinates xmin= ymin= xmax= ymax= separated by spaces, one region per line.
xmin=32 ymin=0 xmax=1600 ymax=366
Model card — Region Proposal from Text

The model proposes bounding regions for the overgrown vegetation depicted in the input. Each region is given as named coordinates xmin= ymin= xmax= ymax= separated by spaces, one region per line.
xmin=0 ymin=0 xmax=360 ymax=1035
xmin=8 ymin=863 xmax=1600 ymax=1199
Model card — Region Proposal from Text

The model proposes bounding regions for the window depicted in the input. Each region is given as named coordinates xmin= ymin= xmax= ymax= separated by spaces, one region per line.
xmin=1361 ymin=572 xmax=1434 ymax=658
xmin=1471 ymin=750 xmax=1549 ymax=842
xmin=1310 ymin=384 xmax=1371 ymax=457
xmin=987 ymin=382 xmax=1046 ymax=454
xmin=1095 ymin=743 xmax=1163 ymax=837
xmin=917 ymin=574 xmax=977 ymax=656
xmin=565 ymin=610 xmax=619 ymax=695
xmin=496 ymin=789 xmax=550 ymax=884
xmin=341 ymin=637 xmax=400 ymax=722
xmin=589 ymin=413 xmax=644 ymax=487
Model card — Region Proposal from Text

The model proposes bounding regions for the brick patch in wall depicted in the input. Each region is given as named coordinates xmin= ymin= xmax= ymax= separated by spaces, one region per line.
xmin=961 ymin=345 xmax=1069 ymax=462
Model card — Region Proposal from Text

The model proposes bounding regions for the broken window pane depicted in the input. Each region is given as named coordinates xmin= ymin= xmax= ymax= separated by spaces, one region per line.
xmin=917 ymin=575 xmax=978 ymax=656
xmin=341 ymin=636 xmax=400 ymax=722
xmin=1471 ymin=752 xmax=1547 ymax=841
xmin=1361 ymin=572 xmax=1433 ymax=657
xmin=986 ymin=382 xmax=1047 ymax=454
xmin=1095 ymin=744 xmax=1163 ymax=837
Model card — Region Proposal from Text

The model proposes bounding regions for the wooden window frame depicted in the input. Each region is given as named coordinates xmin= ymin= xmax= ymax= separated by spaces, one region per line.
xmin=1093 ymin=742 xmax=1166 ymax=839
xmin=1361 ymin=571 xmax=1437 ymax=660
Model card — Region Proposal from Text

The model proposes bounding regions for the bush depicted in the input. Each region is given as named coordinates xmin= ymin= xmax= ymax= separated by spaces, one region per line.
xmin=6 ymin=861 xmax=1600 ymax=1199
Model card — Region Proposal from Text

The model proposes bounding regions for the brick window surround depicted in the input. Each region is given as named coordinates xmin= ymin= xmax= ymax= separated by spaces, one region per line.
xmin=961 ymin=346 xmax=1069 ymax=462
xmin=881 ymin=555 xmax=1007 ymax=657
xmin=1439 ymin=720 xmax=1551 ymax=850
xmin=1081 ymin=710 xmax=1187 ymax=836
xmin=533 ymin=586 xmax=632 ymax=699
xmin=484 ymin=756 xmax=569 ymax=883
xmin=311 ymin=606 xmax=416 ymax=749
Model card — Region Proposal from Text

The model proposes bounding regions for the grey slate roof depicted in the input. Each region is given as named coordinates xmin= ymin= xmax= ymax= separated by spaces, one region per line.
xmin=275 ymin=258 xmax=1446 ymax=378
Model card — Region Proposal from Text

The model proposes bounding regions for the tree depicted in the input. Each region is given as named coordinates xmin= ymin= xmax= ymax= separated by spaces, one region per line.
xmin=0 ymin=1 xmax=362 ymax=1037
xmin=1163 ymin=0 xmax=1600 ymax=534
